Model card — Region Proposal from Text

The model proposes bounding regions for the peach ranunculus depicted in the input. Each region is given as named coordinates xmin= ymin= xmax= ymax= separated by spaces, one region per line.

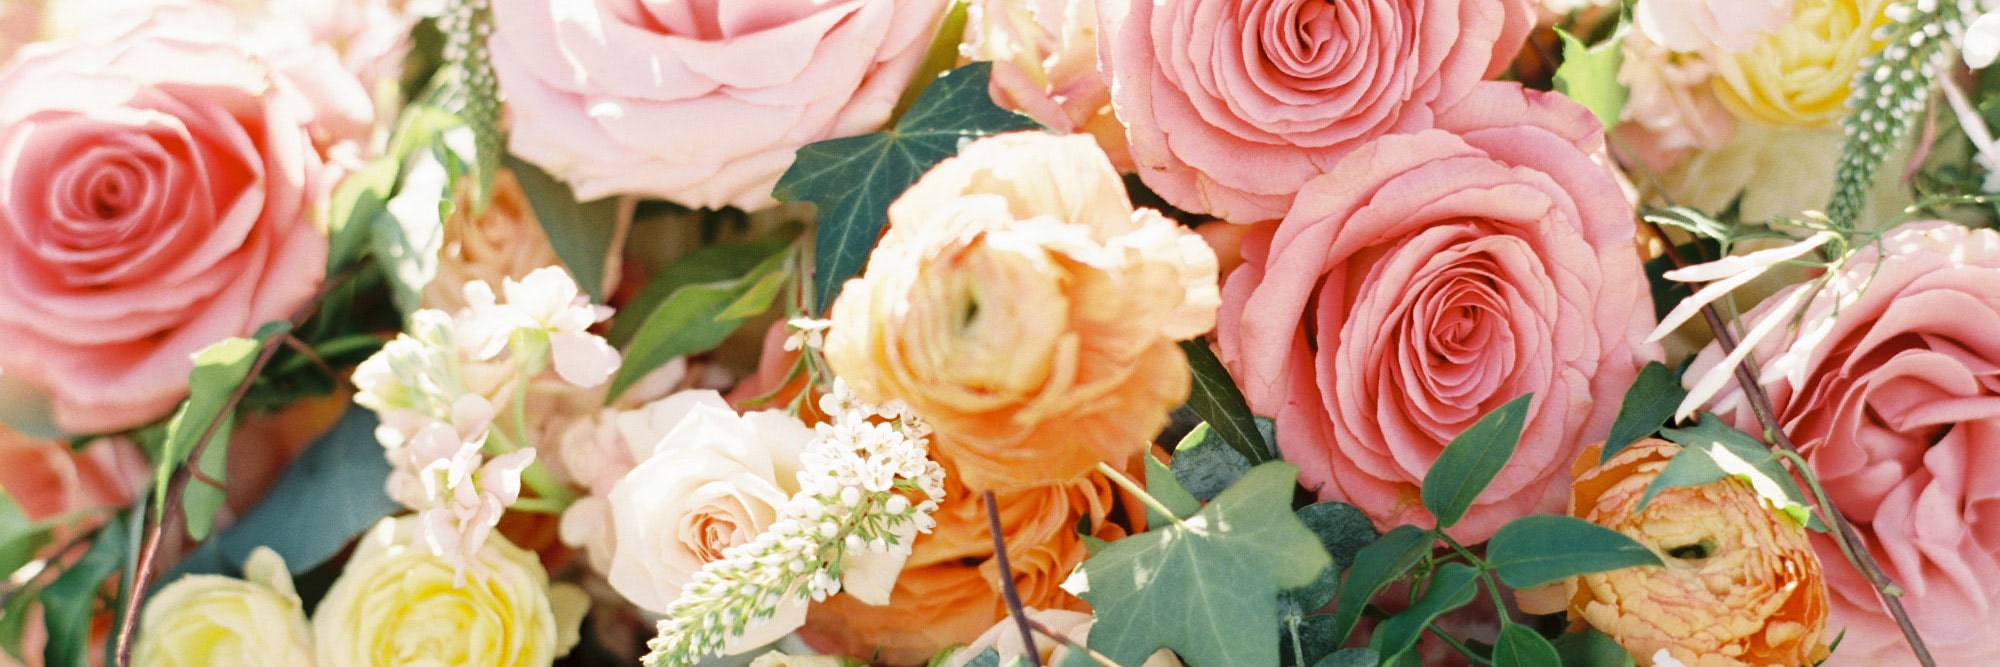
xmin=0 ymin=2 xmax=368 ymax=434
xmin=1519 ymin=439 xmax=1831 ymax=667
xmin=1216 ymin=84 xmax=1659 ymax=543
xmin=1098 ymin=0 xmax=1536 ymax=222
xmin=1690 ymin=221 xmax=2000 ymax=666
xmin=489 ymin=0 xmax=947 ymax=211
xmin=962 ymin=0 xmax=1130 ymax=170
xmin=798 ymin=463 xmax=1140 ymax=666
xmin=1710 ymin=0 xmax=1890 ymax=128
xmin=422 ymin=167 xmax=629 ymax=314
xmin=1632 ymin=0 xmax=1792 ymax=53
xmin=822 ymin=132 xmax=1217 ymax=492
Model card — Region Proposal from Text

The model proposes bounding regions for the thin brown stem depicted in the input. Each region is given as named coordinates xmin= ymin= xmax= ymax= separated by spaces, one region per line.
xmin=984 ymin=489 xmax=1042 ymax=667
xmin=1640 ymin=221 xmax=1933 ymax=667
xmin=282 ymin=334 xmax=337 ymax=381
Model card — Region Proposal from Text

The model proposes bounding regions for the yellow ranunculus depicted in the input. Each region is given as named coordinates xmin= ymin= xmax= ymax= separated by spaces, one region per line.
xmin=1710 ymin=0 xmax=1891 ymax=128
xmin=134 ymin=547 xmax=314 ymax=667
xmin=311 ymin=517 xmax=585 ymax=667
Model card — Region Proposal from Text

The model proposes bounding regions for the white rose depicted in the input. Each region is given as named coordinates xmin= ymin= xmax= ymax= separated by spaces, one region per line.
xmin=135 ymin=547 xmax=314 ymax=666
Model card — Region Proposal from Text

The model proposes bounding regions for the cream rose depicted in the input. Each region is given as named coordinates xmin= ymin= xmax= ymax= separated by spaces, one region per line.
xmin=1710 ymin=0 xmax=1889 ymax=128
xmin=604 ymin=389 xmax=815 ymax=649
xmin=312 ymin=517 xmax=583 ymax=667
xmin=135 ymin=547 xmax=313 ymax=667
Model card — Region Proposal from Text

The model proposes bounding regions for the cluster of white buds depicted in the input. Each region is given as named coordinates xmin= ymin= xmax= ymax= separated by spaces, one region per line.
xmin=641 ymin=380 xmax=947 ymax=667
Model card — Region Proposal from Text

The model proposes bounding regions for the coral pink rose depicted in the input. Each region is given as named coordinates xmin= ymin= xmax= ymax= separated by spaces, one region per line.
xmin=491 ymin=0 xmax=947 ymax=210
xmin=1099 ymin=0 xmax=1536 ymax=222
xmin=1217 ymin=84 xmax=1659 ymax=542
xmin=1691 ymin=222 xmax=2000 ymax=666
xmin=0 ymin=3 xmax=364 ymax=434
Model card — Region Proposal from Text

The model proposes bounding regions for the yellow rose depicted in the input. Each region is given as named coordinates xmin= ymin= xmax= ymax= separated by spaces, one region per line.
xmin=312 ymin=517 xmax=586 ymax=667
xmin=1519 ymin=440 xmax=1830 ymax=667
xmin=822 ymin=132 xmax=1218 ymax=491
xmin=134 ymin=547 xmax=313 ymax=666
xmin=1710 ymin=0 xmax=1890 ymax=128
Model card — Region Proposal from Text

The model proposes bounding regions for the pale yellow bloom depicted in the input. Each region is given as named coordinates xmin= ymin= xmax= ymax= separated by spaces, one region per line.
xmin=1710 ymin=0 xmax=1890 ymax=128
xmin=135 ymin=547 xmax=314 ymax=667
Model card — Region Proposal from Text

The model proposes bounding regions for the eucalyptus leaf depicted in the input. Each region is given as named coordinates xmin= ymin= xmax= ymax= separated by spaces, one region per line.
xmin=608 ymin=245 xmax=792 ymax=402
xmin=1493 ymin=624 xmax=1562 ymax=667
xmin=1369 ymin=563 xmax=1480 ymax=662
xmin=1422 ymin=394 xmax=1534 ymax=529
xmin=1487 ymin=515 xmax=1662 ymax=589
xmin=1327 ymin=525 xmax=1432 ymax=650
xmin=508 ymin=154 xmax=623 ymax=302
xmin=1171 ymin=423 xmax=1252 ymax=502
xmin=1602 ymin=362 xmax=1686 ymax=463
xmin=40 ymin=513 xmax=127 ymax=667
xmin=1180 ymin=340 xmax=1273 ymax=465
xmin=1283 ymin=502 xmax=1378 ymax=612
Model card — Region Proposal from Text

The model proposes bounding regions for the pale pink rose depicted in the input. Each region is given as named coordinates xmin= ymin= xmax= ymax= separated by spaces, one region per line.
xmin=1633 ymin=0 xmax=1792 ymax=53
xmin=1690 ymin=221 xmax=2000 ymax=666
xmin=1099 ymin=0 xmax=1536 ymax=222
xmin=1216 ymin=84 xmax=1659 ymax=543
xmin=963 ymin=0 xmax=1130 ymax=170
xmin=0 ymin=2 xmax=369 ymax=434
xmin=490 ymin=0 xmax=947 ymax=210
xmin=1612 ymin=31 xmax=1735 ymax=172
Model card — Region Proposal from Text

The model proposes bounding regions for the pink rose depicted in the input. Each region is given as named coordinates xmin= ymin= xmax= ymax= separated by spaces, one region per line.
xmin=1633 ymin=0 xmax=1792 ymax=53
xmin=491 ymin=0 xmax=947 ymax=210
xmin=1216 ymin=84 xmax=1659 ymax=542
xmin=1099 ymin=0 xmax=1535 ymax=222
xmin=0 ymin=3 xmax=366 ymax=434
xmin=1691 ymin=222 xmax=2000 ymax=666
xmin=963 ymin=0 xmax=1130 ymax=170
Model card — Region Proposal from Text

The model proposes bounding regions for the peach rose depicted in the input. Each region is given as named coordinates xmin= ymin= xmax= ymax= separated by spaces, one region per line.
xmin=0 ymin=2 xmax=367 ymax=434
xmin=423 ymin=168 xmax=628 ymax=314
xmin=1099 ymin=0 xmax=1536 ymax=222
xmin=822 ymin=132 xmax=1217 ymax=492
xmin=1217 ymin=84 xmax=1659 ymax=542
xmin=799 ymin=462 xmax=1139 ymax=665
xmin=1519 ymin=440 xmax=1830 ymax=667
xmin=1691 ymin=222 xmax=2000 ymax=665
xmin=963 ymin=0 xmax=1130 ymax=170
xmin=489 ymin=0 xmax=946 ymax=210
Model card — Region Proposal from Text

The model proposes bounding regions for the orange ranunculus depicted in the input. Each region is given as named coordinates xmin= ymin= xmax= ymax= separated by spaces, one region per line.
xmin=1520 ymin=439 xmax=1830 ymax=667
xmin=798 ymin=447 xmax=1142 ymax=665
xmin=822 ymin=132 xmax=1217 ymax=492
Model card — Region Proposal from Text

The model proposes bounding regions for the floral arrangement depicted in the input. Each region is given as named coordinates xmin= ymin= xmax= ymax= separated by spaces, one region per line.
xmin=5 ymin=0 xmax=2000 ymax=666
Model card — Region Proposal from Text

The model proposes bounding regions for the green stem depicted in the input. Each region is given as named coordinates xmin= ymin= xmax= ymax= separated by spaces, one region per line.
xmin=1438 ymin=532 xmax=1512 ymax=627
xmin=1094 ymin=462 xmax=1190 ymax=530
xmin=1426 ymin=621 xmax=1495 ymax=666
xmin=1775 ymin=450 xmax=1889 ymax=595
xmin=519 ymin=460 xmax=577 ymax=508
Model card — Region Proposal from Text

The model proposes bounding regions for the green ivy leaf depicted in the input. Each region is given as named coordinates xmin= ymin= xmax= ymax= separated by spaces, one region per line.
xmin=1144 ymin=450 xmax=1200 ymax=525
xmin=1370 ymin=562 xmax=1481 ymax=662
xmin=1180 ymin=340 xmax=1274 ymax=465
xmin=608 ymin=243 xmax=793 ymax=402
xmin=1079 ymin=462 xmax=1331 ymax=667
xmin=1170 ymin=423 xmax=1252 ymax=502
xmin=156 ymin=323 xmax=288 ymax=541
xmin=1422 ymin=394 xmax=1534 ymax=529
xmin=1493 ymin=623 xmax=1562 ymax=667
xmin=1552 ymin=627 xmax=1633 ymax=667
xmin=1487 ymin=515 xmax=1662 ymax=589
xmin=1283 ymin=502 xmax=1378 ymax=612
xmin=1602 ymin=362 xmax=1687 ymax=463
xmin=508 ymin=154 xmax=623 ymax=303
xmin=1551 ymin=24 xmax=1628 ymax=128
xmin=39 ymin=513 xmax=127 ymax=667
xmin=772 ymin=61 xmax=1042 ymax=313
xmin=1327 ymin=525 xmax=1432 ymax=650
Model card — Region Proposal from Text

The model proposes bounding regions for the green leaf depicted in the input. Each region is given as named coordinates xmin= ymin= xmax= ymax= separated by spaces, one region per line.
xmin=1144 ymin=450 xmax=1200 ymax=524
xmin=1486 ymin=515 xmax=1663 ymax=589
xmin=1327 ymin=525 xmax=1432 ymax=650
xmin=1421 ymin=394 xmax=1534 ymax=529
xmin=772 ymin=61 xmax=1041 ymax=313
xmin=156 ymin=323 xmax=288 ymax=540
xmin=1170 ymin=422 xmax=1252 ymax=502
xmin=40 ymin=512 xmax=127 ymax=667
xmin=508 ymin=154 xmax=623 ymax=302
xmin=1179 ymin=339 xmax=1273 ymax=465
xmin=181 ymin=411 xmax=235 ymax=541
xmin=1633 ymin=443 xmax=1730 ymax=513
xmin=159 ymin=407 xmax=399 ymax=583
xmin=1602 ymin=362 xmax=1687 ymax=463
xmin=1370 ymin=562 xmax=1480 ymax=662
xmin=0 ymin=576 xmax=39 ymax=661
xmin=1284 ymin=502 xmax=1379 ymax=612
xmin=1653 ymin=417 xmax=1819 ymax=529
xmin=325 ymin=156 xmax=399 ymax=277
xmin=374 ymin=142 xmax=457 ymax=316
xmin=1493 ymin=624 xmax=1562 ymax=667
xmin=1551 ymin=25 xmax=1628 ymax=128
xmin=1551 ymin=627 xmax=1633 ymax=667
xmin=961 ymin=648 xmax=1002 ymax=667
xmin=607 ymin=237 xmax=794 ymax=346
xmin=715 ymin=269 xmax=789 ymax=321
xmin=608 ymin=244 xmax=793 ymax=402
xmin=1313 ymin=648 xmax=1381 ymax=667
xmin=1079 ymin=462 xmax=1331 ymax=667
xmin=0 ymin=492 xmax=50 ymax=582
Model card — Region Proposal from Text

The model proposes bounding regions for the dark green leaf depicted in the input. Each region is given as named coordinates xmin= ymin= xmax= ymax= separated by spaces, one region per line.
xmin=1634 ymin=444 xmax=1730 ymax=513
xmin=1552 ymin=627 xmax=1633 ymax=667
xmin=1313 ymin=648 xmax=1381 ymax=667
xmin=1370 ymin=563 xmax=1480 ymax=662
xmin=1180 ymin=340 xmax=1273 ymax=465
xmin=1171 ymin=423 xmax=1253 ymax=502
xmin=1080 ymin=462 xmax=1331 ymax=667
xmin=607 ymin=237 xmax=794 ymax=346
xmin=508 ymin=154 xmax=623 ymax=302
xmin=1328 ymin=525 xmax=1432 ymax=650
xmin=0 ymin=492 xmax=49 ymax=582
xmin=1487 ymin=515 xmax=1662 ymax=589
xmin=40 ymin=513 xmax=127 ymax=667
xmin=1551 ymin=26 xmax=1628 ymax=128
xmin=1602 ymin=362 xmax=1686 ymax=463
xmin=608 ymin=244 xmax=793 ymax=401
xmin=1422 ymin=394 xmax=1534 ymax=529
xmin=1284 ymin=502 xmax=1378 ymax=612
xmin=1493 ymin=624 xmax=1562 ymax=667
xmin=1655 ymin=417 xmax=1818 ymax=528
xmin=1144 ymin=451 xmax=1199 ymax=524
xmin=772 ymin=62 xmax=1041 ymax=313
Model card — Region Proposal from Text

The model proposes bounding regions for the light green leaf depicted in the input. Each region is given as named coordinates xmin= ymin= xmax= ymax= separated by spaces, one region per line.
xmin=1602 ymin=362 xmax=1686 ymax=463
xmin=608 ymin=245 xmax=793 ymax=402
xmin=1144 ymin=450 xmax=1200 ymax=524
xmin=772 ymin=62 xmax=1042 ymax=313
xmin=1284 ymin=502 xmax=1378 ymax=612
xmin=1180 ymin=340 xmax=1273 ymax=465
xmin=1487 ymin=515 xmax=1663 ymax=589
xmin=1327 ymin=525 xmax=1432 ymax=650
xmin=40 ymin=512 xmax=127 ymax=667
xmin=606 ymin=237 xmax=795 ymax=346
xmin=181 ymin=411 xmax=235 ymax=541
xmin=1551 ymin=24 xmax=1628 ymax=128
xmin=1422 ymin=394 xmax=1534 ymax=529
xmin=155 ymin=323 xmax=288 ymax=540
xmin=507 ymin=154 xmax=623 ymax=302
xmin=1653 ymin=417 xmax=1820 ymax=529
xmin=1370 ymin=563 xmax=1480 ymax=662
xmin=0 ymin=492 xmax=50 ymax=582
xmin=1170 ymin=422 xmax=1252 ymax=502
xmin=714 ymin=269 xmax=790 ymax=321
xmin=1494 ymin=623 xmax=1562 ymax=667
xmin=325 ymin=156 xmax=399 ymax=277
xmin=1080 ymin=462 xmax=1331 ymax=667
